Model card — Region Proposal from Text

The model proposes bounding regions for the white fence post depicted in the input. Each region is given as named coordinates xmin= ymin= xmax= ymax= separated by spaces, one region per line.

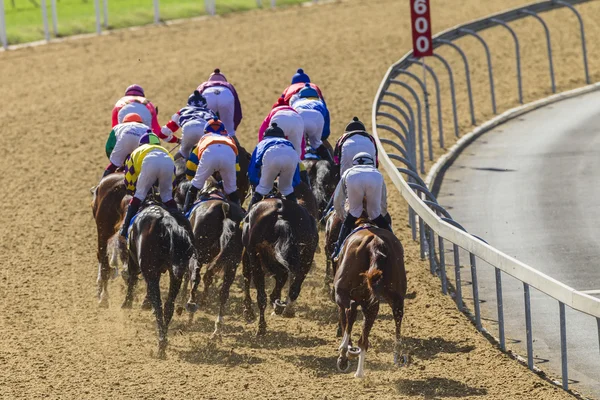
xmin=257 ymin=0 xmax=262 ymax=7
xmin=102 ymin=0 xmax=108 ymax=28
xmin=153 ymin=0 xmax=159 ymax=24
xmin=51 ymin=0 xmax=58 ymax=37
xmin=41 ymin=0 xmax=50 ymax=41
xmin=0 ymin=0 xmax=7 ymax=49
xmin=93 ymin=0 xmax=101 ymax=34
xmin=271 ymin=0 xmax=275 ymax=8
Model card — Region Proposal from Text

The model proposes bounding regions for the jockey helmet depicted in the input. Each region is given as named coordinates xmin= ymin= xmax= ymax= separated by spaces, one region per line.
xmin=264 ymin=123 xmax=285 ymax=138
xmin=298 ymin=83 xmax=319 ymax=99
xmin=125 ymin=84 xmax=145 ymax=97
xmin=345 ymin=116 xmax=367 ymax=132
xmin=291 ymin=68 xmax=310 ymax=84
xmin=204 ymin=118 xmax=227 ymax=135
xmin=123 ymin=113 xmax=143 ymax=124
xmin=272 ymin=95 xmax=287 ymax=109
xmin=188 ymin=90 xmax=207 ymax=107
xmin=352 ymin=152 xmax=375 ymax=166
xmin=139 ymin=132 xmax=161 ymax=146
xmin=208 ymin=68 xmax=228 ymax=82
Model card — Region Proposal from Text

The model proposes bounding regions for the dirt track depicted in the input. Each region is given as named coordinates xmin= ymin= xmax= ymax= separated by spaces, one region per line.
xmin=0 ymin=0 xmax=598 ymax=398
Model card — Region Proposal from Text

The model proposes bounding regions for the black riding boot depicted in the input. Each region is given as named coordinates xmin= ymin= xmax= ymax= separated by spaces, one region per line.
xmin=316 ymin=144 xmax=334 ymax=163
xmin=120 ymin=198 xmax=141 ymax=237
xmin=247 ymin=191 xmax=263 ymax=210
xmin=184 ymin=186 xmax=199 ymax=213
xmin=228 ymin=191 xmax=241 ymax=206
xmin=285 ymin=192 xmax=298 ymax=203
xmin=332 ymin=214 xmax=358 ymax=259
xmin=372 ymin=214 xmax=392 ymax=232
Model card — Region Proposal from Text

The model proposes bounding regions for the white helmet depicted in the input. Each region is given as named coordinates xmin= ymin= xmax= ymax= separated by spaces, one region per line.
xmin=352 ymin=152 xmax=375 ymax=166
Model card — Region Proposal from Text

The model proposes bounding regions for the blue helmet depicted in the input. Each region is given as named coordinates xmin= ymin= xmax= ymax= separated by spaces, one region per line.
xmin=291 ymin=68 xmax=310 ymax=84
xmin=139 ymin=132 xmax=161 ymax=146
xmin=188 ymin=90 xmax=207 ymax=107
xmin=298 ymin=83 xmax=319 ymax=99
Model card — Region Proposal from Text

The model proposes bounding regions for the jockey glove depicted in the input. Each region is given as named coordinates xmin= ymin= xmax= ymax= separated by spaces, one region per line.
xmin=120 ymin=197 xmax=142 ymax=237
xmin=184 ymin=186 xmax=199 ymax=213
xmin=102 ymin=163 xmax=118 ymax=178
xmin=333 ymin=214 xmax=358 ymax=259
xmin=372 ymin=214 xmax=392 ymax=232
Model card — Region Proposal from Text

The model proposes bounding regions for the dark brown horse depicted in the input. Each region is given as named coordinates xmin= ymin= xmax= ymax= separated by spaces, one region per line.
xmin=294 ymin=181 xmax=319 ymax=219
xmin=241 ymin=197 xmax=318 ymax=335
xmin=302 ymin=158 xmax=338 ymax=220
xmin=334 ymin=225 xmax=407 ymax=378
xmin=121 ymin=203 xmax=196 ymax=359
xmin=91 ymin=173 xmax=128 ymax=307
xmin=184 ymin=183 xmax=245 ymax=338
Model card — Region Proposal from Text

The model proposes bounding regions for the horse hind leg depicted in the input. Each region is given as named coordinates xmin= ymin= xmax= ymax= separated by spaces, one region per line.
xmin=186 ymin=258 xmax=202 ymax=315
xmin=253 ymin=265 xmax=268 ymax=336
xmin=163 ymin=269 xmax=183 ymax=334
xmin=392 ymin=297 xmax=408 ymax=366
xmin=211 ymin=260 xmax=239 ymax=339
xmin=121 ymin=253 xmax=138 ymax=309
xmin=241 ymin=250 xmax=256 ymax=323
xmin=176 ymin=271 xmax=189 ymax=316
xmin=355 ymin=301 xmax=380 ymax=379
xmin=282 ymin=269 xmax=308 ymax=318
xmin=146 ymin=274 xmax=167 ymax=359
xmin=270 ymin=266 xmax=288 ymax=316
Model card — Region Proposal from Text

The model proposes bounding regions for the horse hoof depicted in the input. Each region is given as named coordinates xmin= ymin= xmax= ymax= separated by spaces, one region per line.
xmin=354 ymin=371 xmax=365 ymax=379
xmin=98 ymin=297 xmax=109 ymax=309
xmin=185 ymin=302 xmax=199 ymax=313
xmin=256 ymin=324 xmax=267 ymax=336
xmin=176 ymin=305 xmax=185 ymax=316
xmin=273 ymin=299 xmax=286 ymax=315
xmin=121 ymin=301 xmax=132 ymax=310
xmin=244 ymin=308 xmax=256 ymax=323
xmin=141 ymin=298 xmax=152 ymax=311
xmin=394 ymin=354 xmax=409 ymax=367
xmin=336 ymin=356 xmax=350 ymax=373
xmin=347 ymin=346 xmax=361 ymax=360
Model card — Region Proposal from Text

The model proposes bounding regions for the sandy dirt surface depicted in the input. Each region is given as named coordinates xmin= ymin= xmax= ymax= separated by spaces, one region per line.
xmin=0 ymin=0 xmax=598 ymax=398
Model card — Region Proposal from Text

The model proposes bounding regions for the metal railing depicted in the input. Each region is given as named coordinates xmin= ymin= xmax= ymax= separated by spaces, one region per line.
xmin=372 ymin=0 xmax=599 ymax=392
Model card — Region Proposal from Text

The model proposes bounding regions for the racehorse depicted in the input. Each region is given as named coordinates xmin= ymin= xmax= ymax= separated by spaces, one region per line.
xmin=184 ymin=180 xmax=245 ymax=338
xmin=334 ymin=224 xmax=407 ymax=378
xmin=120 ymin=202 xmax=196 ymax=359
xmin=91 ymin=173 xmax=128 ymax=307
xmin=294 ymin=181 xmax=319 ymax=219
xmin=241 ymin=197 xmax=318 ymax=335
xmin=302 ymin=158 xmax=338 ymax=220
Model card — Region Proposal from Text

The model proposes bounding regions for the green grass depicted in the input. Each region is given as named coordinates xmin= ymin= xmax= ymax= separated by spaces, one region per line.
xmin=4 ymin=0 xmax=307 ymax=45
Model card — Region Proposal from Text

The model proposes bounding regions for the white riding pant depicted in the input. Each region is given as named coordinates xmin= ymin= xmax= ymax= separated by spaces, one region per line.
xmin=180 ymin=119 xmax=207 ymax=159
xmin=271 ymin=110 xmax=304 ymax=157
xmin=256 ymin=145 xmax=300 ymax=196
xmin=110 ymin=123 xmax=149 ymax=167
xmin=203 ymin=86 xmax=236 ymax=136
xmin=117 ymin=102 xmax=153 ymax=129
xmin=191 ymin=144 xmax=237 ymax=195
xmin=134 ymin=150 xmax=174 ymax=203
xmin=340 ymin=136 xmax=377 ymax=176
xmin=296 ymin=108 xmax=324 ymax=150
xmin=344 ymin=168 xmax=384 ymax=220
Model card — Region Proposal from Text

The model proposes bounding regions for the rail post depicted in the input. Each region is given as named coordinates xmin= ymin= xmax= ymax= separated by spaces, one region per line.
xmin=495 ymin=268 xmax=506 ymax=351
xmin=469 ymin=252 xmax=482 ymax=330
xmin=0 ymin=0 xmax=7 ymax=49
xmin=553 ymin=0 xmax=590 ymax=84
xmin=41 ymin=0 xmax=50 ymax=42
xmin=93 ymin=0 xmax=101 ymax=34
xmin=438 ymin=236 xmax=447 ymax=294
xmin=520 ymin=10 xmax=555 ymax=93
xmin=524 ymin=283 xmax=534 ymax=370
xmin=409 ymin=58 xmax=445 ymax=149
xmin=153 ymin=0 xmax=160 ymax=24
xmin=50 ymin=0 xmax=58 ymax=37
xmin=431 ymin=53 xmax=459 ymax=137
xmin=490 ymin=19 xmax=523 ymax=104
xmin=559 ymin=302 xmax=568 ymax=390
xmin=102 ymin=0 xmax=109 ymax=28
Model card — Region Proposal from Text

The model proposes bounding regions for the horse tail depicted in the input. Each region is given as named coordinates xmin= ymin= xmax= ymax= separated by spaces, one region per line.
xmin=362 ymin=237 xmax=388 ymax=301
xmin=273 ymin=216 xmax=293 ymax=269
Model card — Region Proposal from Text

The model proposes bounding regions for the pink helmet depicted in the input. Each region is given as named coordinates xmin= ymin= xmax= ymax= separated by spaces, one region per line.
xmin=208 ymin=68 xmax=227 ymax=82
xmin=125 ymin=84 xmax=145 ymax=97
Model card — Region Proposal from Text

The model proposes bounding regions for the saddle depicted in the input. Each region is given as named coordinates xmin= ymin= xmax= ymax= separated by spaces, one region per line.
xmin=185 ymin=190 xmax=228 ymax=219
xmin=334 ymin=223 xmax=376 ymax=262
xmin=304 ymin=146 xmax=320 ymax=160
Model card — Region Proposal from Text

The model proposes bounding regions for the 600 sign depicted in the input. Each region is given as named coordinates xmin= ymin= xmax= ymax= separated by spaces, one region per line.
xmin=410 ymin=0 xmax=433 ymax=57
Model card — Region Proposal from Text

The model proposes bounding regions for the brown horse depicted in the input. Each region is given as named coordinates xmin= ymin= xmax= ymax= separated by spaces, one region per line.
xmin=294 ymin=181 xmax=319 ymax=219
xmin=91 ymin=173 xmax=128 ymax=307
xmin=334 ymin=225 xmax=407 ymax=378
xmin=121 ymin=202 xmax=196 ymax=359
xmin=241 ymin=197 xmax=318 ymax=335
xmin=303 ymin=158 xmax=338 ymax=220
xmin=184 ymin=183 xmax=245 ymax=338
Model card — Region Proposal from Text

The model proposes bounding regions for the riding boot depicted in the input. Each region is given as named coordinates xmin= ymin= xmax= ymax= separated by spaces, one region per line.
xmin=174 ymin=152 xmax=184 ymax=161
xmin=120 ymin=198 xmax=142 ymax=237
xmin=247 ymin=191 xmax=263 ymax=210
xmin=184 ymin=186 xmax=199 ymax=213
xmin=372 ymin=214 xmax=393 ymax=232
xmin=228 ymin=191 xmax=241 ymax=206
xmin=164 ymin=199 xmax=179 ymax=212
xmin=316 ymin=144 xmax=334 ymax=163
xmin=285 ymin=192 xmax=298 ymax=203
xmin=332 ymin=214 xmax=358 ymax=259
xmin=319 ymin=194 xmax=335 ymax=226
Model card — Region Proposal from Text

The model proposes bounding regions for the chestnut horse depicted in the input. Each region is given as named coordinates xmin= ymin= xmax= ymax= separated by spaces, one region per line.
xmin=184 ymin=183 xmax=245 ymax=338
xmin=91 ymin=173 xmax=128 ymax=307
xmin=334 ymin=225 xmax=407 ymax=378
xmin=121 ymin=202 xmax=196 ymax=359
xmin=241 ymin=197 xmax=318 ymax=335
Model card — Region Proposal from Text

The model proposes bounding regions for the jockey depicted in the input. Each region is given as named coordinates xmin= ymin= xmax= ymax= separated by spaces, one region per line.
xmin=290 ymin=83 xmax=333 ymax=163
xmin=120 ymin=133 xmax=177 ymax=237
xmin=334 ymin=116 xmax=378 ymax=176
xmin=258 ymin=96 xmax=310 ymax=186
xmin=184 ymin=119 xmax=241 ymax=211
xmin=112 ymin=84 xmax=177 ymax=144
xmin=103 ymin=113 xmax=151 ymax=180
xmin=161 ymin=90 xmax=217 ymax=160
xmin=248 ymin=123 xmax=301 ymax=209
xmin=331 ymin=152 xmax=391 ymax=258
xmin=281 ymin=68 xmax=326 ymax=106
xmin=196 ymin=69 xmax=243 ymax=137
